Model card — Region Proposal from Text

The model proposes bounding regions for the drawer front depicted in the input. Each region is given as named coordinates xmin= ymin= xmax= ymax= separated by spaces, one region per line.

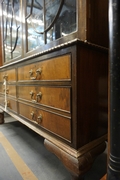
xmin=0 ymin=69 xmax=16 ymax=82
xmin=7 ymin=98 xmax=17 ymax=113
xmin=18 ymin=55 xmax=71 ymax=81
xmin=6 ymin=85 xmax=16 ymax=97
xmin=18 ymin=86 xmax=71 ymax=112
xmin=0 ymin=85 xmax=16 ymax=97
xmin=19 ymin=103 xmax=71 ymax=141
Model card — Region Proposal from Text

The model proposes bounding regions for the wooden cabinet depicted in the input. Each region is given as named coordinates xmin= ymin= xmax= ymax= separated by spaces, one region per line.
xmin=0 ymin=0 xmax=108 ymax=179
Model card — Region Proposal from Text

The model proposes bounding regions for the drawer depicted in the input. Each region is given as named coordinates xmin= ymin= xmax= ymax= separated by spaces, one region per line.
xmin=6 ymin=98 xmax=17 ymax=113
xmin=0 ymin=85 xmax=16 ymax=97
xmin=18 ymin=86 xmax=71 ymax=112
xmin=6 ymin=85 xmax=16 ymax=97
xmin=19 ymin=102 xmax=71 ymax=141
xmin=18 ymin=55 xmax=71 ymax=81
xmin=0 ymin=69 xmax=16 ymax=82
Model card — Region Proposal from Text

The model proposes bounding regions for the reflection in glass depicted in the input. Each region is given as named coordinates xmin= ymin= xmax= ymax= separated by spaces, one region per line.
xmin=26 ymin=0 xmax=76 ymax=52
xmin=26 ymin=0 xmax=44 ymax=51
xmin=2 ymin=0 xmax=21 ymax=62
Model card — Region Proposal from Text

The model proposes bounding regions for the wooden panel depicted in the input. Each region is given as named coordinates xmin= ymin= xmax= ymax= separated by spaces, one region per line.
xmin=100 ymin=174 xmax=106 ymax=180
xmin=0 ymin=69 xmax=16 ymax=82
xmin=76 ymin=45 xmax=108 ymax=148
xmin=7 ymin=98 xmax=17 ymax=112
xmin=87 ymin=0 xmax=108 ymax=47
xmin=18 ymin=86 xmax=71 ymax=112
xmin=6 ymin=85 xmax=16 ymax=97
xmin=0 ymin=85 xmax=16 ymax=97
xmin=19 ymin=103 xmax=71 ymax=141
xmin=0 ymin=84 xmax=3 ymax=93
xmin=18 ymin=55 xmax=71 ymax=81
xmin=0 ymin=72 xmax=4 ymax=82
xmin=0 ymin=95 xmax=4 ymax=106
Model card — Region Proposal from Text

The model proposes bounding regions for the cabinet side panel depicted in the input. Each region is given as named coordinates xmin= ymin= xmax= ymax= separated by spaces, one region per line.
xmin=76 ymin=44 xmax=108 ymax=148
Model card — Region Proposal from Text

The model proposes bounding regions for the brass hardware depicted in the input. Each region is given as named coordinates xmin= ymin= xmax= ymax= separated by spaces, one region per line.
xmin=36 ymin=68 xmax=42 ymax=75
xmin=30 ymin=111 xmax=34 ymax=119
xmin=37 ymin=114 xmax=42 ymax=124
xmin=3 ymin=88 xmax=9 ymax=94
xmin=3 ymin=75 xmax=8 ymax=80
xmin=29 ymin=90 xmax=34 ymax=98
xmin=36 ymin=92 xmax=42 ymax=102
xmin=29 ymin=69 xmax=33 ymax=76
xmin=30 ymin=68 xmax=42 ymax=80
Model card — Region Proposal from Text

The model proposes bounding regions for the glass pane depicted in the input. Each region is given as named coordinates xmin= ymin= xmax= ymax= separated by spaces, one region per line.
xmin=26 ymin=0 xmax=44 ymax=52
xmin=26 ymin=0 xmax=76 ymax=52
xmin=45 ymin=0 xmax=60 ymax=43
xmin=2 ymin=0 xmax=21 ymax=62
xmin=12 ymin=0 xmax=21 ymax=59
xmin=46 ymin=0 xmax=76 ymax=43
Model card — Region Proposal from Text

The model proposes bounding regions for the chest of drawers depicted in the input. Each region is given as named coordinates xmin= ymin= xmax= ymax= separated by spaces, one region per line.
xmin=0 ymin=41 xmax=108 ymax=179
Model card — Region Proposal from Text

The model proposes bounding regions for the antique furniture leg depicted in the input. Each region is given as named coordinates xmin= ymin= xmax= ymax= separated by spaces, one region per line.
xmin=44 ymin=138 xmax=106 ymax=179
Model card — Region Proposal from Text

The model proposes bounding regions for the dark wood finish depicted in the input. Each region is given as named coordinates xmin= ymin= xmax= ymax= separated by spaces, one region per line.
xmin=101 ymin=174 xmax=107 ymax=180
xmin=0 ymin=109 xmax=4 ymax=124
xmin=72 ymin=43 xmax=108 ymax=148
xmin=87 ymin=0 xmax=108 ymax=47
xmin=44 ymin=139 xmax=106 ymax=180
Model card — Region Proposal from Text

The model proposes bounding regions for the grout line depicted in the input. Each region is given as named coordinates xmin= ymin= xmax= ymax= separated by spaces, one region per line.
xmin=0 ymin=131 xmax=38 ymax=180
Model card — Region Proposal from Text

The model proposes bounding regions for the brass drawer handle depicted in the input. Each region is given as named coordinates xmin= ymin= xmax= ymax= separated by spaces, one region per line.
xmin=30 ymin=111 xmax=34 ymax=119
xmin=3 ymin=88 xmax=9 ymax=94
xmin=30 ymin=68 xmax=42 ymax=80
xmin=37 ymin=114 xmax=42 ymax=124
xmin=29 ymin=90 xmax=34 ymax=98
xmin=36 ymin=92 xmax=42 ymax=102
xmin=30 ymin=90 xmax=37 ymax=103
xmin=29 ymin=69 xmax=33 ymax=76
xmin=36 ymin=68 xmax=42 ymax=75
